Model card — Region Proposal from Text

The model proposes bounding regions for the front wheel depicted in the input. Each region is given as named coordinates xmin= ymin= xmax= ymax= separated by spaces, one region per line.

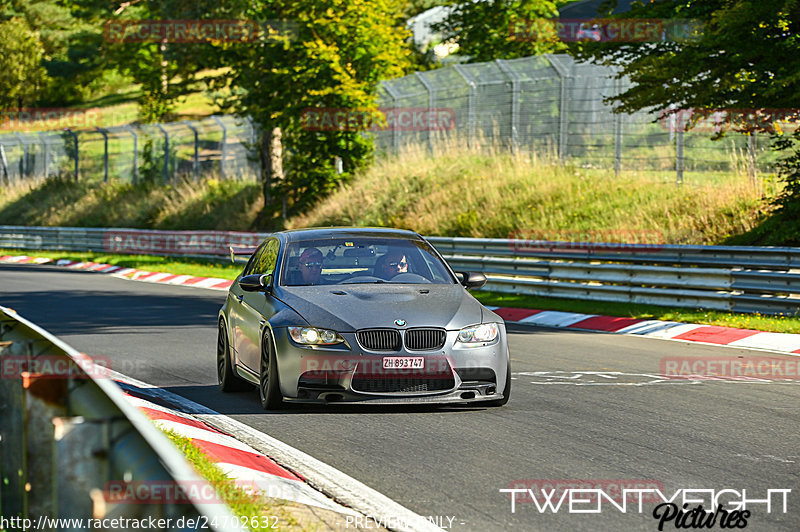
xmin=259 ymin=331 xmax=283 ymax=410
xmin=217 ymin=320 xmax=249 ymax=392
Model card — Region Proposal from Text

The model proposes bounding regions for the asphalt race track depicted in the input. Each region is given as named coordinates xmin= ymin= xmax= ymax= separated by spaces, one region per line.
xmin=3 ymin=263 xmax=799 ymax=531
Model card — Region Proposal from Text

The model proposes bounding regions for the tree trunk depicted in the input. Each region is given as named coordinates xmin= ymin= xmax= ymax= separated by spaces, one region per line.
xmin=260 ymin=126 xmax=283 ymax=207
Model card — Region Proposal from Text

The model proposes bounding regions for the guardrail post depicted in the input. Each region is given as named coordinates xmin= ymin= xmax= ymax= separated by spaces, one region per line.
xmin=95 ymin=127 xmax=109 ymax=183
xmin=155 ymin=124 xmax=169 ymax=184
xmin=124 ymin=125 xmax=138 ymax=184
xmin=64 ymin=129 xmax=79 ymax=180
xmin=183 ymin=120 xmax=200 ymax=181
xmin=676 ymin=127 xmax=685 ymax=185
xmin=415 ymin=72 xmax=435 ymax=154
xmin=212 ymin=116 xmax=227 ymax=180
xmin=453 ymin=65 xmax=476 ymax=149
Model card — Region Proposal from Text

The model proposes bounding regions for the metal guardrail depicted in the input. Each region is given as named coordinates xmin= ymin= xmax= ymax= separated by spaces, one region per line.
xmin=0 ymin=306 xmax=244 ymax=530
xmin=1 ymin=225 xmax=799 ymax=315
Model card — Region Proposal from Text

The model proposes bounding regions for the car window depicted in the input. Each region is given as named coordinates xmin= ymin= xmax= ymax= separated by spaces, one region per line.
xmin=244 ymin=238 xmax=280 ymax=276
xmin=281 ymin=237 xmax=455 ymax=286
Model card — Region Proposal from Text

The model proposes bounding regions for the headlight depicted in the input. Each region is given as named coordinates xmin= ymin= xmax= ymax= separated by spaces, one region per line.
xmin=288 ymin=327 xmax=344 ymax=345
xmin=457 ymin=323 xmax=499 ymax=344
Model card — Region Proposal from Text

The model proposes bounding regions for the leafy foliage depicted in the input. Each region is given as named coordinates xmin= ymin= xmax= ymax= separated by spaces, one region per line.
xmin=432 ymin=0 xmax=568 ymax=62
xmin=0 ymin=17 xmax=49 ymax=110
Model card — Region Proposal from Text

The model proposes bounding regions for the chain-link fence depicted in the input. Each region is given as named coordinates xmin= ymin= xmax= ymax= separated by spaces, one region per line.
xmin=376 ymin=54 xmax=781 ymax=184
xmin=0 ymin=115 xmax=259 ymax=185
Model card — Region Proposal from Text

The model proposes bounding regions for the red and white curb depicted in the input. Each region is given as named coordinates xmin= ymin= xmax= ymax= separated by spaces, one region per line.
xmin=488 ymin=307 xmax=800 ymax=355
xmin=0 ymin=255 xmax=233 ymax=291
xmin=114 ymin=382 xmax=358 ymax=516
xmin=110 ymin=372 xmax=443 ymax=532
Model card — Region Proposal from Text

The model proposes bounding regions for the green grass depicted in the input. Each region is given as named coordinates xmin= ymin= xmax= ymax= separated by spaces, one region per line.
xmin=162 ymin=430 xmax=304 ymax=531
xmin=472 ymin=291 xmax=800 ymax=334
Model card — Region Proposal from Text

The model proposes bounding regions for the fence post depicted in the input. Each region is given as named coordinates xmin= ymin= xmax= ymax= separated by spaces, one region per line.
xmin=124 ymin=125 xmax=138 ymax=184
xmin=212 ymin=116 xmax=227 ymax=180
xmin=453 ymin=65 xmax=476 ymax=149
xmin=747 ymin=132 xmax=757 ymax=186
xmin=496 ymin=59 xmax=520 ymax=154
xmin=13 ymin=133 xmax=27 ymax=177
xmin=38 ymin=133 xmax=50 ymax=179
xmin=155 ymin=124 xmax=169 ymax=184
xmin=614 ymin=78 xmax=622 ymax=177
xmin=95 ymin=127 xmax=109 ymax=183
xmin=64 ymin=128 xmax=79 ymax=180
xmin=0 ymin=142 xmax=9 ymax=184
xmin=546 ymin=54 xmax=570 ymax=163
xmin=415 ymin=72 xmax=435 ymax=154
xmin=676 ymin=127 xmax=685 ymax=185
xmin=380 ymin=82 xmax=401 ymax=155
xmin=183 ymin=120 xmax=200 ymax=181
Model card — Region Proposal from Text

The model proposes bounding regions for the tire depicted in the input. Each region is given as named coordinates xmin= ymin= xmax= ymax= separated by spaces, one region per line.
xmin=485 ymin=360 xmax=511 ymax=407
xmin=258 ymin=330 xmax=283 ymax=410
xmin=217 ymin=319 xmax=249 ymax=392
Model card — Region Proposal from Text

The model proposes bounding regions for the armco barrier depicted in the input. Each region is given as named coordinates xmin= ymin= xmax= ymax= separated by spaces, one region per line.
xmin=0 ymin=306 xmax=245 ymax=530
xmin=1 ymin=225 xmax=799 ymax=315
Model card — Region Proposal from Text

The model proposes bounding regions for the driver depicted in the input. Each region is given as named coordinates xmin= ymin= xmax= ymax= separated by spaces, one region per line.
xmin=298 ymin=247 xmax=324 ymax=285
xmin=377 ymin=250 xmax=408 ymax=280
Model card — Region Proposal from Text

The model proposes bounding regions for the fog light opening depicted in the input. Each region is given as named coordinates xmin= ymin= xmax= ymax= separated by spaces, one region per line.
xmin=486 ymin=386 xmax=496 ymax=395
xmin=460 ymin=391 xmax=476 ymax=400
xmin=325 ymin=393 xmax=344 ymax=403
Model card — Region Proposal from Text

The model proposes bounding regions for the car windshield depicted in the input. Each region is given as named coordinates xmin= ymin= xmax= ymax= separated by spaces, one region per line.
xmin=280 ymin=237 xmax=455 ymax=286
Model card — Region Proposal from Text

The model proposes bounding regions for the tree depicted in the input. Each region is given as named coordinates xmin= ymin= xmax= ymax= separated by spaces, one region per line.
xmin=220 ymin=0 xmax=413 ymax=222
xmin=432 ymin=0 xmax=567 ymax=62
xmin=576 ymin=0 xmax=800 ymax=243
xmin=0 ymin=17 xmax=49 ymax=111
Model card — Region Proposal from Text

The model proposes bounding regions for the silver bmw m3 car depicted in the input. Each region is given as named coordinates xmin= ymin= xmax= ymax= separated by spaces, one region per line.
xmin=217 ymin=227 xmax=510 ymax=409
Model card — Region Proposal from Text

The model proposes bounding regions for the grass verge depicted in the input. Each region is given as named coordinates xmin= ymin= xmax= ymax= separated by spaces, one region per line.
xmin=4 ymin=248 xmax=798 ymax=334
xmin=162 ymin=430 xmax=303 ymax=531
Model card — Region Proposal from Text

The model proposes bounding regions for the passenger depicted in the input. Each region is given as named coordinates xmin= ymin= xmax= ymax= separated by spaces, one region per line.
xmin=375 ymin=250 xmax=408 ymax=280
xmin=299 ymin=247 xmax=324 ymax=285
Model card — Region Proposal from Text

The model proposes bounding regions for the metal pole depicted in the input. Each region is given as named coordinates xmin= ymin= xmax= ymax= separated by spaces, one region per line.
xmin=546 ymin=54 xmax=570 ymax=163
xmin=1 ymin=142 xmax=10 ymax=184
xmin=211 ymin=116 xmax=227 ymax=180
xmin=64 ymin=128 xmax=79 ymax=180
xmin=415 ymin=72 xmax=435 ymax=154
xmin=747 ymin=132 xmax=757 ymax=186
xmin=496 ymin=59 xmax=520 ymax=154
xmin=614 ymin=79 xmax=622 ymax=177
xmin=453 ymin=65 xmax=476 ymax=149
xmin=124 ymin=125 xmax=138 ymax=184
xmin=381 ymin=82 xmax=401 ymax=155
xmin=155 ymin=124 xmax=169 ymax=184
xmin=676 ymin=127 xmax=684 ymax=185
xmin=38 ymin=133 xmax=50 ymax=179
xmin=14 ymin=132 xmax=27 ymax=177
xmin=183 ymin=120 xmax=199 ymax=180
xmin=95 ymin=127 xmax=109 ymax=182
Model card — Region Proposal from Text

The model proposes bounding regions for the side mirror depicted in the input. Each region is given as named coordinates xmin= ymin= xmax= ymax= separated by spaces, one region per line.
xmin=458 ymin=271 xmax=487 ymax=290
xmin=239 ymin=273 xmax=272 ymax=292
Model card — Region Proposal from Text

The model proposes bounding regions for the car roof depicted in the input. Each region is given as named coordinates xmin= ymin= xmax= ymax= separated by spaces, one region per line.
xmin=275 ymin=227 xmax=425 ymax=243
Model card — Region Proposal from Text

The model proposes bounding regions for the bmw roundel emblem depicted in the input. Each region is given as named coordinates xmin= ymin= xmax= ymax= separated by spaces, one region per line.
xmin=394 ymin=319 xmax=406 ymax=327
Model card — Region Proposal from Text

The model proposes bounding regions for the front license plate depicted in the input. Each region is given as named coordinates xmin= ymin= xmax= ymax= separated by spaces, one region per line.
xmin=382 ymin=357 xmax=424 ymax=369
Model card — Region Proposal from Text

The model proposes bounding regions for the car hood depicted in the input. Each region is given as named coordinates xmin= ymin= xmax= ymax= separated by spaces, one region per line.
xmin=274 ymin=283 xmax=483 ymax=331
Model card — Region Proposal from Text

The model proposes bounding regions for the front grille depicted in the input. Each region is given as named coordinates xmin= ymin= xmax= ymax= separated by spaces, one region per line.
xmin=356 ymin=329 xmax=401 ymax=351
xmin=352 ymin=376 xmax=456 ymax=393
xmin=404 ymin=328 xmax=446 ymax=351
